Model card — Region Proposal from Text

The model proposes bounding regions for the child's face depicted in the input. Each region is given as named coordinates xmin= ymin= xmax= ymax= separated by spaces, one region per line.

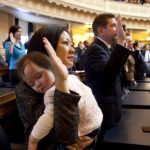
xmin=23 ymin=61 xmax=55 ymax=93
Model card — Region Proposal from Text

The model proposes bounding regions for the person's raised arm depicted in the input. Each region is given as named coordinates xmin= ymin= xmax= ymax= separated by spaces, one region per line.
xmin=8 ymin=32 xmax=15 ymax=54
xmin=43 ymin=37 xmax=79 ymax=145
xmin=43 ymin=37 xmax=70 ymax=93
xmin=116 ymin=15 xmax=125 ymax=46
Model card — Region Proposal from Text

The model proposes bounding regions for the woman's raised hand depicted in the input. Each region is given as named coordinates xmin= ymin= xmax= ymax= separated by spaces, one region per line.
xmin=10 ymin=32 xmax=16 ymax=44
xmin=43 ymin=37 xmax=69 ymax=93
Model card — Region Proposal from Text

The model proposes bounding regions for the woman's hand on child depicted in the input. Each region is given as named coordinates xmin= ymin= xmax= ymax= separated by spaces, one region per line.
xmin=66 ymin=136 xmax=94 ymax=150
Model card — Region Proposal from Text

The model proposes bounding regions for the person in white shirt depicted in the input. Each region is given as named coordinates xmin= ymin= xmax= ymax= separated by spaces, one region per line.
xmin=142 ymin=44 xmax=150 ymax=63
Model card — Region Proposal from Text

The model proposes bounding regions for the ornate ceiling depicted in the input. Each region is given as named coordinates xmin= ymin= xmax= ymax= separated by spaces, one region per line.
xmin=0 ymin=0 xmax=149 ymax=29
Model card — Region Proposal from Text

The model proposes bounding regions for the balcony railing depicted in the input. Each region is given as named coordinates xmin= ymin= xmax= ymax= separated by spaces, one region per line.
xmin=48 ymin=0 xmax=150 ymax=20
xmin=0 ymin=0 xmax=150 ymax=22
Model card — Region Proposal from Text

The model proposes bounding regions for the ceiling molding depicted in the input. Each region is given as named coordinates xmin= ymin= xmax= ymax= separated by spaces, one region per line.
xmin=0 ymin=0 xmax=149 ymax=29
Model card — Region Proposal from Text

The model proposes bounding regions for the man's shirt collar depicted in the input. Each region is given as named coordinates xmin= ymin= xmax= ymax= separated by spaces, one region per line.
xmin=96 ymin=37 xmax=111 ymax=49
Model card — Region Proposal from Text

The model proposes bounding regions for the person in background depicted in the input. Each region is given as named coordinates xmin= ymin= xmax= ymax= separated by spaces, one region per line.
xmin=120 ymin=24 xmax=131 ymax=100
xmin=122 ymin=24 xmax=136 ymax=95
xmin=124 ymin=35 xmax=136 ymax=86
xmin=15 ymin=25 xmax=100 ymax=150
xmin=83 ymin=13 xmax=131 ymax=149
xmin=74 ymin=41 xmax=86 ymax=70
xmin=83 ymin=40 xmax=90 ymax=49
xmin=4 ymin=25 xmax=26 ymax=86
xmin=17 ymin=38 xmax=102 ymax=150
xmin=142 ymin=44 xmax=150 ymax=63
xmin=132 ymin=41 xmax=147 ymax=80
xmin=141 ymin=44 xmax=150 ymax=77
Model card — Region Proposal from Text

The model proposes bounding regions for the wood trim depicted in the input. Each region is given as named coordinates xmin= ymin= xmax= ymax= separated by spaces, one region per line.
xmin=0 ymin=89 xmax=16 ymax=119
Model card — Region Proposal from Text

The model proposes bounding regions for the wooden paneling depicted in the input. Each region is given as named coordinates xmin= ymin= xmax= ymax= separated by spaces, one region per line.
xmin=0 ymin=88 xmax=16 ymax=119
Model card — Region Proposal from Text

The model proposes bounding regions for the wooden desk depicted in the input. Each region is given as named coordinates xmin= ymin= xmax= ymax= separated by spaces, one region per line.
xmin=129 ymin=82 xmax=150 ymax=91
xmin=0 ymin=88 xmax=16 ymax=119
xmin=0 ymin=66 xmax=9 ymax=76
xmin=104 ymin=109 xmax=150 ymax=149
xmin=122 ymin=91 xmax=150 ymax=109
xmin=0 ymin=88 xmax=25 ymax=144
xmin=0 ymin=66 xmax=9 ymax=82
xmin=137 ymin=78 xmax=150 ymax=83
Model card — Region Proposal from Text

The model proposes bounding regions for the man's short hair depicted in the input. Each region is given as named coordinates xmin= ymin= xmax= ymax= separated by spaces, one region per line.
xmin=92 ymin=13 xmax=115 ymax=36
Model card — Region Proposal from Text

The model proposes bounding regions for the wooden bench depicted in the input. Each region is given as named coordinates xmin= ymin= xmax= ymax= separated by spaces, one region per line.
xmin=0 ymin=87 xmax=25 ymax=145
xmin=136 ymin=77 xmax=150 ymax=83
xmin=122 ymin=91 xmax=150 ymax=109
xmin=103 ymin=109 xmax=150 ymax=150
xmin=0 ymin=66 xmax=9 ymax=83
xmin=129 ymin=82 xmax=150 ymax=91
xmin=0 ymin=88 xmax=16 ymax=119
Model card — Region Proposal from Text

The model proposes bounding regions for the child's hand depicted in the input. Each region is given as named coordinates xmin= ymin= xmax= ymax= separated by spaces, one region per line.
xmin=43 ymin=37 xmax=69 ymax=93
xmin=66 ymin=136 xmax=94 ymax=150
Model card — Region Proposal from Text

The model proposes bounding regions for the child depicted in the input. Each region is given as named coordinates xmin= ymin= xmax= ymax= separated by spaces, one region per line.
xmin=16 ymin=37 xmax=103 ymax=150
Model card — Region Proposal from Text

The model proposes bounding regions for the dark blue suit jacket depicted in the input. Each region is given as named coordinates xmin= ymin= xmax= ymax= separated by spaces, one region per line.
xmin=83 ymin=38 xmax=131 ymax=127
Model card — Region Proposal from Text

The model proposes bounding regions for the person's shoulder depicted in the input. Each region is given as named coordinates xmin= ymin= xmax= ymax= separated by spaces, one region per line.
xmin=68 ymin=74 xmax=83 ymax=88
xmin=86 ymin=42 xmax=106 ymax=54
xmin=4 ymin=41 xmax=11 ymax=47
xmin=68 ymin=74 xmax=79 ymax=82
xmin=16 ymin=81 xmax=29 ymax=91
xmin=4 ymin=41 xmax=10 ymax=44
xmin=68 ymin=74 xmax=88 ymax=89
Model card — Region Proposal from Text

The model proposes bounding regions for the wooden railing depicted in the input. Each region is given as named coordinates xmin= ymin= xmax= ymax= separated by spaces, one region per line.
xmin=0 ymin=66 xmax=9 ymax=83
xmin=0 ymin=66 xmax=8 ymax=76
xmin=0 ymin=88 xmax=16 ymax=119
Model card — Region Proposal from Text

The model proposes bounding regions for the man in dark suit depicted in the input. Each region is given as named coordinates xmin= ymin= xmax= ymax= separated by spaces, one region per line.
xmin=83 ymin=13 xmax=131 ymax=148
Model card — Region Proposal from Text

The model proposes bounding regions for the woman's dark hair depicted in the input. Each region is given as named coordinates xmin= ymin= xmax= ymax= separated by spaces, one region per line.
xmin=5 ymin=25 xmax=21 ymax=42
xmin=16 ymin=51 xmax=52 ymax=80
xmin=92 ymin=13 xmax=115 ymax=36
xmin=28 ymin=25 xmax=68 ymax=56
